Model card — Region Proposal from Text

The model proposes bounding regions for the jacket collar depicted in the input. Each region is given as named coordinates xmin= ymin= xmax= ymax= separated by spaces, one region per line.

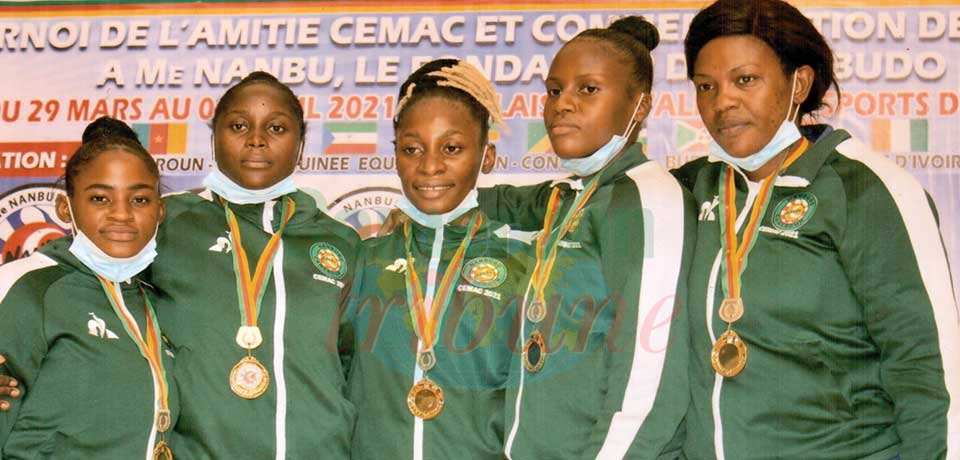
xmin=550 ymin=143 xmax=648 ymax=191
xmin=208 ymin=188 xmax=320 ymax=230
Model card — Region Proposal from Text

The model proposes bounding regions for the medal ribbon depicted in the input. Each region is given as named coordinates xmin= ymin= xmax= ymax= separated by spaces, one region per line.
xmin=222 ymin=197 xmax=296 ymax=330
xmin=403 ymin=211 xmax=483 ymax=353
xmin=96 ymin=277 xmax=170 ymax=427
xmin=719 ymin=137 xmax=809 ymax=300
xmin=528 ymin=175 xmax=602 ymax=307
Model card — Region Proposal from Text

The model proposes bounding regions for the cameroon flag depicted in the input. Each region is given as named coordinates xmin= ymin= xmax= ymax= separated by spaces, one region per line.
xmin=132 ymin=123 xmax=188 ymax=155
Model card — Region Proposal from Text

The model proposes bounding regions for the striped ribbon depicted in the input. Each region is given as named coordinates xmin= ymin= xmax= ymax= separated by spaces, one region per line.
xmin=96 ymin=276 xmax=170 ymax=429
xmin=222 ymin=197 xmax=296 ymax=330
xmin=719 ymin=137 xmax=810 ymax=299
xmin=529 ymin=174 xmax=602 ymax=307
xmin=403 ymin=211 xmax=483 ymax=353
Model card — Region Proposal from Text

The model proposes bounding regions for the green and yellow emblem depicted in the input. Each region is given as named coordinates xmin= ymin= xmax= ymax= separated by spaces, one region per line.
xmin=310 ymin=242 xmax=346 ymax=279
xmin=461 ymin=257 xmax=506 ymax=289
xmin=772 ymin=192 xmax=817 ymax=231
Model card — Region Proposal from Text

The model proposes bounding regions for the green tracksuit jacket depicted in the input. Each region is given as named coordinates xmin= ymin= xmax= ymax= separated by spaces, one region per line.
xmin=673 ymin=126 xmax=960 ymax=459
xmin=346 ymin=212 xmax=529 ymax=460
xmin=150 ymin=189 xmax=359 ymax=459
xmin=478 ymin=144 xmax=697 ymax=459
xmin=0 ymin=238 xmax=179 ymax=460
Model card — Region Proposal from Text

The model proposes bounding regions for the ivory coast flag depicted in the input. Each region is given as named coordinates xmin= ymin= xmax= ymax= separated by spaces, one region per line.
xmin=323 ymin=121 xmax=378 ymax=154
xmin=871 ymin=118 xmax=928 ymax=152
xmin=132 ymin=123 xmax=187 ymax=155
xmin=526 ymin=122 xmax=553 ymax=154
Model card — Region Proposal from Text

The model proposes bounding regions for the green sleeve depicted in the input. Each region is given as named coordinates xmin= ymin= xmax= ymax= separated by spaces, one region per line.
xmin=584 ymin=176 xmax=697 ymax=459
xmin=477 ymin=182 xmax=553 ymax=231
xmin=837 ymin=163 xmax=957 ymax=459
xmin=0 ymin=264 xmax=55 ymax=441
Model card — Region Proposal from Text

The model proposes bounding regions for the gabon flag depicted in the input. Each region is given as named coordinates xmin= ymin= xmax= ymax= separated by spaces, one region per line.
xmin=132 ymin=123 xmax=188 ymax=155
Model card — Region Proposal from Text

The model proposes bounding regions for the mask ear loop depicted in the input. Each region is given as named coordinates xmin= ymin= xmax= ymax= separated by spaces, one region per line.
xmin=468 ymin=144 xmax=490 ymax=196
xmin=210 ymin=134 xmax=218 ymax=164
xmin=787 ymin=71 xmax=802 ymax=124
xmin=620 ymin=94 xmax=646 ymax=138
xmin=65 ymin=198 xmax=79 ymax=235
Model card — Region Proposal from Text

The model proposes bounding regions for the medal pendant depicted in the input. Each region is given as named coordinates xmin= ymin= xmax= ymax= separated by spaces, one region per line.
xmin=229 ymin=355 xmax=270 ymax=399
xmin=711 ymin=329 xmax=747 ymax=378
xmin=407 ymin=378 xmax=445 ymax=420
xmin=236 ymin=326 xmax=263 ymax=349
xmin=718 ymin=298 xmax=744 ymax=323
xmin=153 ymin=440 xmax=173 ymax=460
xmin=417 ymin=349 xmax=436 ymax=372
xmin=526 ymin=300 xmax=546 ymax=323
xmin=155 ymin=409 xmax=171 ymax=433
xmin=522 ymin=330 xmax=547 ymax=373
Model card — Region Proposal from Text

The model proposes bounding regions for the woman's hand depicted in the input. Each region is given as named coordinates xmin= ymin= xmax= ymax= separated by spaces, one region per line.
xmin=376 ymin=208 xmax=410 ymax=238
xmin=0 ymin=355 xmax=21 ymax=411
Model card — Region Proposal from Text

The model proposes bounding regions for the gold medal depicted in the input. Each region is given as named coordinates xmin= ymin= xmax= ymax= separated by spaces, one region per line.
xmin=526 ymin=300 xmax=546 ymax=323
xmin=522 ymin=330 xmax=547 ymax=373
xmin=155 ymin=409 xmax=171 ymax=433
xmin=235 ymin=326 xmax=263 ymax=349
xmin=153 ymin=440 xmax=173 ymax=460
xmin=417 ymin=349 xmax=436 ymax=372
xmin=407 ymin=378 xmax=445 ymax=419
xmin=718 ymin=298 xmax=744 ymax=323
xmin=711 ymin=329 xmax=747 ymax=378
xmin=229 ymin=355 xmax=270 ymax=399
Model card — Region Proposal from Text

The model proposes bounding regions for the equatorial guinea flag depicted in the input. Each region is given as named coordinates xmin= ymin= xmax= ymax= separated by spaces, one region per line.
xmin=323 ymin=121 xmax=378 ymax=154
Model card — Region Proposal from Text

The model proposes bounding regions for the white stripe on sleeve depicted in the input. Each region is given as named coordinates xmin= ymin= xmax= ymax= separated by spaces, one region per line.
xmin=0 ymin=253 xmax=57 ymax=304
xmin=595 ymin=161 xmax=687 ymax=459
xmin=837 ymin=138 xmax=960 ymax=457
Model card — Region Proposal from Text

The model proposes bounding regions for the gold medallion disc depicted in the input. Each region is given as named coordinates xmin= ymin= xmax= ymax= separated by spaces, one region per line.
xmin=711 ymin=329 xmax=747 ymax=378
xmin=153 ymin=440 xmax=173 ymax=460
xmin=407 ymin=378 xmax=445 ymax=420
xmin=229 ymin=355 xmax=270 ymax=399
xmin=522 ymin=330 xmax=547 ymax=373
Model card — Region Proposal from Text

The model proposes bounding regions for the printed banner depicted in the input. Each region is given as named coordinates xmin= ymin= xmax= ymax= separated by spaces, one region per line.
xmin=1 ymin=1 xmax=958 ymax=294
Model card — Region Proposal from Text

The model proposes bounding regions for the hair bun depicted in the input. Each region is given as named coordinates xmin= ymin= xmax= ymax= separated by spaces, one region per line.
xmin=81 ymin=116 xmax=140 ymax=145
xmin=609 ymin=16 xmax=660 ymax=51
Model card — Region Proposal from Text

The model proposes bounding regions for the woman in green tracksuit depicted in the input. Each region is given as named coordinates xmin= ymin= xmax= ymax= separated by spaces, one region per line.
xmin=675 ymin=1 xmax=959 ymax=458
xmin=0 ymin=120 xmax=177 ymax=459
xmin=346 ymin=59 xmax=527 ymax=460
xmin=150 ymin=71 xmax=359 ymax=458
xmin=477 ymin=17 xmax=696 ymax=460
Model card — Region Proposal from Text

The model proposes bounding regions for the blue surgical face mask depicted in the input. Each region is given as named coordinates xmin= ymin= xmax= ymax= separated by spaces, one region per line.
xmin=708 ymin=71 xmax=802 ymax=172
xmin=560 ymin=94 xmax=645 ymax=177
xmin=66 ymin=202 xmax=158 ymax=283
xmin=202 ymin=168 xmax=297 ymax=204
xmin=396 ymin=146 xmax=487 ymax=229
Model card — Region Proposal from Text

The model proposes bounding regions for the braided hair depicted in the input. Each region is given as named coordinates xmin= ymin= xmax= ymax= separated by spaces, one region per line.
xmin=394 ymin=58 xmax=506 ymax=146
